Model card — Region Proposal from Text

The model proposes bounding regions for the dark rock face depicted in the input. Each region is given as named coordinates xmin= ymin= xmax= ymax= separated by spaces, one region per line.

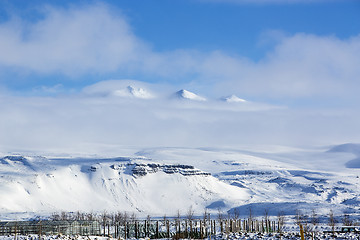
xmin=131 ymin=163 xmax=210 ymax=177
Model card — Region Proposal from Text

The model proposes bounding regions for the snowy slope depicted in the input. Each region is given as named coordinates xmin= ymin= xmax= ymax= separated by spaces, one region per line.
xmin=135 ymin=145 xmax=360 ymax=216
xmin=0 ymin=144 xmax=359 ymax=220
xmin=0 ymin=156 xmax=249 ymax=219
xmin=327 ymin=143 xmax=360 ymax=168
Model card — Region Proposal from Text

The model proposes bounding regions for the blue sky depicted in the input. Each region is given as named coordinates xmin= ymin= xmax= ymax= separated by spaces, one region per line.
xmin=0 ymin=0 xmax=359 ymax=98
xmin=0 ymin=0 xmax=360 ymax=152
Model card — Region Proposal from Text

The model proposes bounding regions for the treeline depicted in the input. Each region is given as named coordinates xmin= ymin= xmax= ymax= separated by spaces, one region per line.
xmin=47 ymin=208 xmax=287 ymax=238
xmin=2 ymin=207 xmax=355 ymax=238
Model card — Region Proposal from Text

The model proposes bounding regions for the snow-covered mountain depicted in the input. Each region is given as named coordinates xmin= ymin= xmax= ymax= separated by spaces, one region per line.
xmin=112 ymin=85 xmax=154 ymax=99
xmin=174 ymin=89 xmax=206 ymax=101
xmin=1 ymin=144 xmax=359 ymax=220
xmin=327 ymin=143 xmax=360 ymax=168
xmin=221 ymin=95 xmax=247 ymax=103
xmin=0 ymin=155 xmax=249 ymax=219
xmin=82 ymin=80 xmax=154 ymax=99
xmin=82 ymin=80 xmax=259 ymax=105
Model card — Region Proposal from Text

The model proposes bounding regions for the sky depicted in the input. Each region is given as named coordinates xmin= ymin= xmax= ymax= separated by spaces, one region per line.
xmin=0 ymin=0 xmax=359 ymax=154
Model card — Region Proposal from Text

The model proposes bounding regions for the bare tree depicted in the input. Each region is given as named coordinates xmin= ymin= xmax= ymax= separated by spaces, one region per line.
xmin=123 ymin=211 xmax=128 ymax=225
xmin=342 ymin=213 xmax=353 ymax=226
xmin=115 ymin=212 xmax=123 ymax=223
xmin=50 ymin=212 xmax=60 ymax=221
xmin=101 ymin=211 xmax=108 ymax=236
xmin=295 ymin=210 xmax=309 ymax=234
xmin=309 ymin=209 xmax=319 ymax=240
xmin=87 ymin=212 xmax=95 ymax=221
xmin=175 ymin=210 xmax=181 ymax=234
xmin=203 ymin=209 xmax=208 ymax=222
xmin=130 ymin=212 xmax=137 ymax=223
xmin=60 ymin=211 xmax=67 ymax=221
xmin=75 ymin=211 xmax=85 ymax=221
xmin=187 ymin=206 xmax=194 ymax=235
xmin=248 ymin=207 xmax=253 ymax=232
xmin=163 ymin=214 xmax=167 ymax=230
xmin=233 ymin=208 xmax=240 ymax=220
xmin=187 ymin=206 xmax=194 ymax=221
xmin=203 ymin=209 xmax=209 ymax=231
xmin=248 ymin=207 xmax=253 ymax=222
xmin=295 ymin=209 xmax=302 ymax=226
xmin=277 ymin=211 xmax=285 ymax=234
xmin=217 ymin=207 xmax=224 ymax=222
xmin=146 ymin=214 xmax=151 ymax=237
xmin=217 ymin=207 xmax=224 ymax=233
xmin=328 ymin=210 xmax=336 ymax=234
xmin=264 ymin=209 xmax=270 ymax=233
xmin=310 ymin=210 xmax=319 ymax=227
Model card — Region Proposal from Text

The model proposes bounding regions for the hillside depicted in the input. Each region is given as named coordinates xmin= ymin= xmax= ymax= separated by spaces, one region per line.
xmin=0 ymin=144 xmax=359 ymax=220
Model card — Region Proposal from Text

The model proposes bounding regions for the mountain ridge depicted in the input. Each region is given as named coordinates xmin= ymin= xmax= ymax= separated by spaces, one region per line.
xmin=1 ymin=143 xmax=359 ymax=220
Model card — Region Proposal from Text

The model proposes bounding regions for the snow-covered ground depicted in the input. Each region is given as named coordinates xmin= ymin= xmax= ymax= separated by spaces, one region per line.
xmin=1 ymin=232 xmax=360 ymax=240
xmin=0 ymin=143 xmax=359 ymax=220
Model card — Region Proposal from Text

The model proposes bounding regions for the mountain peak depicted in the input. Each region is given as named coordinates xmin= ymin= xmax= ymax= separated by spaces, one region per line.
xmin=113 ymin=85 xmax=154 ymax=99
xmin=175 ymin=89 xmax=206 ymax=101
xmin=221 ymin=95 xmax=247 ymax=103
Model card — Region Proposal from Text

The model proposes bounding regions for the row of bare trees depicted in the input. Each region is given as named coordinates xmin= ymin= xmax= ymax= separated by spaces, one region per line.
xmin=46 ymin=207 xmax=357 ymax=238
xmin=295 ymin=208 xmax=359 ymax=240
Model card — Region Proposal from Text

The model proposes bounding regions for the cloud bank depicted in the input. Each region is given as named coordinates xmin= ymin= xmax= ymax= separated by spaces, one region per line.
xmin=0 ymin=3 xmax=359 ymax=153
xmin=0 ymin=79 xmax=359 ymax=155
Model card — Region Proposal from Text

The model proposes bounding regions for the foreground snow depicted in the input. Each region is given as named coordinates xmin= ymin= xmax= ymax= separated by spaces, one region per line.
xmin=212 ymin=232 xmax=360 ymax=240
xmin=1 ymin=232 xmax=360 ymax=240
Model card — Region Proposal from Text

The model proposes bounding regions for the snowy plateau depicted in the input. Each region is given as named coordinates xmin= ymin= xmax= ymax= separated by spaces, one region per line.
xmin=0 ymin=143 xmax=360 ymax=221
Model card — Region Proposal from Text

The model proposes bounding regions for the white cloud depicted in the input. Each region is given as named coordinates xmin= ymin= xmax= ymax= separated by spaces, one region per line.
xmin=199 ymin=33 xmax=360 ymax=101
xmin=0 ymin=89 xmax=359 ymax=154
xmin=0 ymin=3 xmax=359 ymax=153
xmin=0 ymin=3 xmax=149 ymax=76
xmin=0 ymin=4 xmax=359 ymax=104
